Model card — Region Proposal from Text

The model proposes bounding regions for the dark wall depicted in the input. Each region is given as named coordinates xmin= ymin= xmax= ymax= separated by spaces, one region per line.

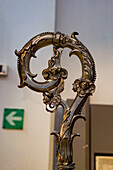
xmin=90 ymin=105 xmax=113 ymax=170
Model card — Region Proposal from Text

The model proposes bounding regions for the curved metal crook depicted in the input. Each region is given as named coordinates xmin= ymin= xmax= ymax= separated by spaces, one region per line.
xmin=15 ymin=31 xmax=96 ymax=112
xmin=15 ymin=31 xmax=96 ymax=169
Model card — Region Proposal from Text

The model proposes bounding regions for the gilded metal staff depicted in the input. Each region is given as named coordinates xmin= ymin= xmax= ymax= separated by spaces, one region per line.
xmin=15 ymin=32 xmax=96 ymax=170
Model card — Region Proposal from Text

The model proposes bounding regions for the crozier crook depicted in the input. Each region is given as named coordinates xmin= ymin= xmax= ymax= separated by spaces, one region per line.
xmin=15 ymin=32 xmax=96 ymax=169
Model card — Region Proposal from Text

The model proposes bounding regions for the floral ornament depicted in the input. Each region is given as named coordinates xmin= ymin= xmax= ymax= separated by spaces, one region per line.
xmin=43 ymin=77 xmax=64 ymax=112
xmin=42 ymin=67 xmax=68 ymax=81
xmin=72 ymin=79 xmax=95 ymax=97
xmin=43 ymin=92 xmax=61 ymax=112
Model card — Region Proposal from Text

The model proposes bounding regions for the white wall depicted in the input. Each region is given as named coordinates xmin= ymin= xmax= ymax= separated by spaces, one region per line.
xmin=55 ymin=0 xmax=113 ymax=105
xmin=0 ymin=0 xmax=56 ymax=170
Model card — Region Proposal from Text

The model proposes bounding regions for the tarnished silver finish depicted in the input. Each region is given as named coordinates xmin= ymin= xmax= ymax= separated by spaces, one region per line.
xmin=15 ymin=32 xmax=96 ymax=169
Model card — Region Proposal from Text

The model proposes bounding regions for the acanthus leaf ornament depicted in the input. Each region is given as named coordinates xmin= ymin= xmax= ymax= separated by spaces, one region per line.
xmin=15 ymin=31 xmax=96 ymax=169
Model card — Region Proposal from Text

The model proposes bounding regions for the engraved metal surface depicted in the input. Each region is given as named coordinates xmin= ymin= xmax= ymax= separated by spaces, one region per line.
xmin=15 ymin=32 xmax=96 ymax=169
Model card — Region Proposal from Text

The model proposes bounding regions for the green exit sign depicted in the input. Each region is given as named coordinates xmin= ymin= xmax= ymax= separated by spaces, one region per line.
xmin=3 ymin=108 xmax=24 ymax=130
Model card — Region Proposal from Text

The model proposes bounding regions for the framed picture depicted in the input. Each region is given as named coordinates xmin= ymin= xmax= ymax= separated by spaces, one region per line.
xmin=94 ymin=153 xmax=113 ymax=170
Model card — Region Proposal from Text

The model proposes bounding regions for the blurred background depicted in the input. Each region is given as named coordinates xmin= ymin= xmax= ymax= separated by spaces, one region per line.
xmin=0 ymin=0 xmax=113 ymax=170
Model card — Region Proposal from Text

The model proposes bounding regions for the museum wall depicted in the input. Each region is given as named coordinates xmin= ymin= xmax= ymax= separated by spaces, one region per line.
xmin=0 ymin=0 xmax=56 ymax=170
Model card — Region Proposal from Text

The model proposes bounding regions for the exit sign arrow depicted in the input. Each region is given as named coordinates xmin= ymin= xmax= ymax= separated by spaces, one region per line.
xmin=6 ymin=111 xmax=22 ymax=126
xmin=3 ymin=108 xmax=24 ymax=129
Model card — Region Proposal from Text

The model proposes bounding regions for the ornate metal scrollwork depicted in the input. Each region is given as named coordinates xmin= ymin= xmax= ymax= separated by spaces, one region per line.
xmin=15 ymin=32 xmax=96 ymax=170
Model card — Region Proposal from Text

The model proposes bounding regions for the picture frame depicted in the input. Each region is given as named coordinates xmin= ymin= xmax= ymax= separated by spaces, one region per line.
xmin=94 ymin=153 xmax=113 ymax=170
